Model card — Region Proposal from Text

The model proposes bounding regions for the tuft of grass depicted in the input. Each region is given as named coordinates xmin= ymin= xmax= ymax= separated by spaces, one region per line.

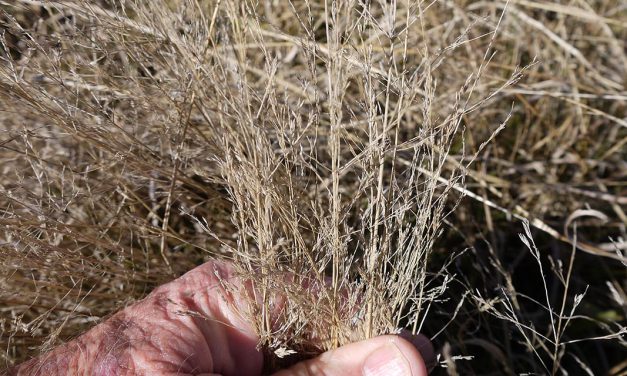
xmin=1 ymin=0 xmax=625 ymax=374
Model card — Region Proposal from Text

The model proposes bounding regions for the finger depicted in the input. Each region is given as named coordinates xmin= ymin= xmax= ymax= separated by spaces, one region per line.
xmin=125 ymin=261 xmax=264 ymax=376
xmin=398 ymin=331 xmax=436 ymax=371
xmin=272 ymin=335 xmax=429 ymax=376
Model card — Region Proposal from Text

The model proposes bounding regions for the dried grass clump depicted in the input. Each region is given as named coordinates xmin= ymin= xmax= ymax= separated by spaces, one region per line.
xmin=1 ymin=0 xmax=625 ymax=374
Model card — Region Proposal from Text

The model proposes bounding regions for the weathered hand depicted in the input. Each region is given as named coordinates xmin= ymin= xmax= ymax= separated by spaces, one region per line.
xmin=10 ymin=261 xmax=434 ymax=376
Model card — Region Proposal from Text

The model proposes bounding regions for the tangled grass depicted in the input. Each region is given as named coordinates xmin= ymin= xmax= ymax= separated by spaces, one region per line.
xmin=1 ymin=0 xmax=625 ymax=374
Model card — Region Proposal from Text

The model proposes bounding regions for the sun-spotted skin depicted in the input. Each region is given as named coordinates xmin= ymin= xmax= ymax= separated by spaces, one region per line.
xmin=7 ymin=261 xmax=433 ymax=376
xmin=9 ymin=262 xmax=263 ymax=376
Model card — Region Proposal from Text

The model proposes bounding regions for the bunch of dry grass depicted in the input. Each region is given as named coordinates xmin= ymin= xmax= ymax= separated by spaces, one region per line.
xmin=1 ymin=0 xmax=625 ymax=374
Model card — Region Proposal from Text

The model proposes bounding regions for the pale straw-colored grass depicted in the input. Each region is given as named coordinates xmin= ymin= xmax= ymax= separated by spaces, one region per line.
xmin=1 ymin=1 xmax=625 ymax=374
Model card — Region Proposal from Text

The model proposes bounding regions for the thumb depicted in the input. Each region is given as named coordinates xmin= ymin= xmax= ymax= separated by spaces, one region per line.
xmin=272 ymin=335 xmax=430 ymax=376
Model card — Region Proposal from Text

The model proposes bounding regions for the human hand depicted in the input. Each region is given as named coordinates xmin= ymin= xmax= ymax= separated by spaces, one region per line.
xmin=9 ymin=261 xmax=434 ymax=376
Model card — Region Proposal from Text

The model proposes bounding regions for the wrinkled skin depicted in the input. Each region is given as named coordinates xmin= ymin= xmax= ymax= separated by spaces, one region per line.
xmin=8 ymin=261 xmax=434 ymax=376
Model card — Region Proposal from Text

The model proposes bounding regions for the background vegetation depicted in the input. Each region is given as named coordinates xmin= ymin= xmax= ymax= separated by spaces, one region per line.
xmin=1 ymin=0 xmax=625 ymax=374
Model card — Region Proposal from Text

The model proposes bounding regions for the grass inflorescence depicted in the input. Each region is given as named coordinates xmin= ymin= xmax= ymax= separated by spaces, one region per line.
xmin=1 ymin=0 xmax=625 ymax=374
